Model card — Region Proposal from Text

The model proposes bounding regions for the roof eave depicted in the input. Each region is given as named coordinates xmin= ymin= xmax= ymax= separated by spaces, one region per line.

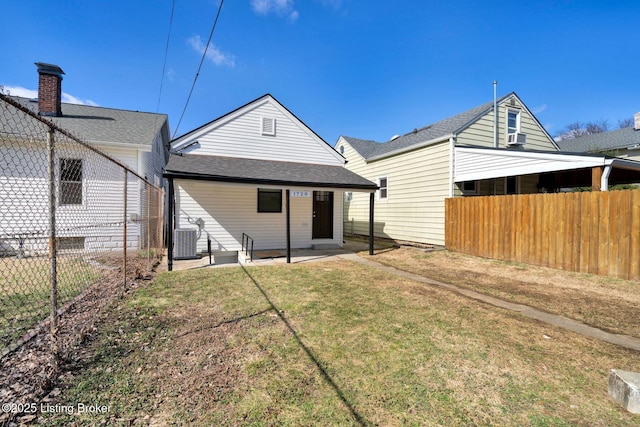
xmin=365 ymin=134 xmax=453 ymax=163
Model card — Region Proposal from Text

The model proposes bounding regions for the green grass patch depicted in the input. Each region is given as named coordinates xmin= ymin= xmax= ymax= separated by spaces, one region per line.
xmin=40 ymin=261 xmax=640 ymax=426
xmin=0 ymin=256 xmax=105 ymax=346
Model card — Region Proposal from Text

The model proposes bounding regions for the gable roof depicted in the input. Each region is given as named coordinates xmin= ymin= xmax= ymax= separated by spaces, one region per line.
xmin=164 ymin=153 xmax=377 ymax=190
xmin=556 ymin=127 xmax=640 ymax=153
xmin=342 ymin=92 xmax=556 ymax=161
xmin=171 ymin=93 xmax=344 ymax=163
xmin=8 ymin=96 xmax=169 ymax=148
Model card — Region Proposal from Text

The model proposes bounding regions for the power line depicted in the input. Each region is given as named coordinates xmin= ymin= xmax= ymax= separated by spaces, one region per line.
xmin=156 ymin=0 xmax=176 ymax=115
xmin=172 ymin=0 xmax=225 ymax=139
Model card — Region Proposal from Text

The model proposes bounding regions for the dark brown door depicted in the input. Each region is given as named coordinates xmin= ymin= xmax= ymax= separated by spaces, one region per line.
xmin=312 ymin=191 xmax=333 ymax=239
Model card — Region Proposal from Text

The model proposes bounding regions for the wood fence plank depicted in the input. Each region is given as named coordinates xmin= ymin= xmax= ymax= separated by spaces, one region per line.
xmin=598 ymin=191 xmax=611 ymax=276
xmin=616 ymin=191 xmax=631 ymax=280
xmin=578 ymin=192 xmax=590 ymax=273
xmin=630 ymin=190 xmax=640 ymax=280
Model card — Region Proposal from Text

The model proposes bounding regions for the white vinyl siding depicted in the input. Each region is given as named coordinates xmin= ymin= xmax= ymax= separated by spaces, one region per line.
xmin=174 ymin=99 xmax=344 ymax=166
xmin=340 ymin=138 xmax=450 ymax=245
xmin=0 ymin=139 xmax=147 ymax=256
xmin=174 ymin=180 xmax=344 ymax=253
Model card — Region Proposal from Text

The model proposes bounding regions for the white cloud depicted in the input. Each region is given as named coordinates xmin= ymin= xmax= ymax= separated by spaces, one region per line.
xmin=531 ymin=104 xmax=548 ymax=115
xmin=187 ymin=35 xmax=236 ymax=68
xmin=1 ymin=86 xmax=37 ymax=98
xmin=251 ymin=0 xmax=299 ymax=21
xmin=1 ymin=85 xmax=98 ymax=106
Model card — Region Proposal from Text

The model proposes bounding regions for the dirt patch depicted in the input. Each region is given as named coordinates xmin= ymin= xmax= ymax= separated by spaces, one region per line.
xmin=0 ymin=255 xmax=159 ymax=425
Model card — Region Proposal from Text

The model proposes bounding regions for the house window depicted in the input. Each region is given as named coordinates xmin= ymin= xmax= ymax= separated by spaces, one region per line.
xmin=261 ymin=117 xmax=276 ymax=136
xmin=507 ymin=110 xmax=520 ymax=136
xmin=378 ymin=177 xmax=388 ymax=200
xmin=60 ymin=158 xmax=83 ymax=205
xmin=462 ymin=181 xmax=478 ymax=195
xmin=257 ymin=188 xmax=282 ymax=212
xmin=506 ymin=176 xmax=519 ymax=195
xmin=58 ymin=236 xmax=85 ymax=251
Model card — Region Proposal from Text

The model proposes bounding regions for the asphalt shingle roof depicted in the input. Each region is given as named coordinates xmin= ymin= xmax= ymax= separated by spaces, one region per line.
xmin=7 ymin=96 xmax=168 ymax=146
xmin=164 ymin=154 xmax=378 ymax=190
xmin=556 ymin=127 xmax=640 ymax=153
xmin=343 ymin=93 xmax=514 ymax=160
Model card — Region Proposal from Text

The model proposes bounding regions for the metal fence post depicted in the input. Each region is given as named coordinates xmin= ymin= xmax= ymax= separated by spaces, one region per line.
xmin=47 ymin=127 xmax=58 ymax=353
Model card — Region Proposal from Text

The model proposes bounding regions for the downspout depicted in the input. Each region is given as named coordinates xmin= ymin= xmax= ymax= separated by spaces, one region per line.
xmin=448 ymin=136 xmax=455 ymax=198
xmin=493 ymin=81 xmax=498 ymax=148
xmin=601 ymin=164 xmax=612 ymax=192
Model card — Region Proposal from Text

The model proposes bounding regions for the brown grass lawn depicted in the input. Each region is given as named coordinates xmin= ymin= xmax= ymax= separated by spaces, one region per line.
xmin=38 ymin=251 xmax=640 ymax=426
xmin=362 ymin=246 xmax=640 ymax=339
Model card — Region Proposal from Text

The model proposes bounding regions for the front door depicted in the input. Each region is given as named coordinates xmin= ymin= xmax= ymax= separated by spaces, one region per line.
xmin=312 ymin=191 xmax=333 ymax=239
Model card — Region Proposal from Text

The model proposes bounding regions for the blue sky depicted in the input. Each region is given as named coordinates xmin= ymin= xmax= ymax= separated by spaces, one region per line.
xmin=2 ymin=0 xmax=638 ymax=144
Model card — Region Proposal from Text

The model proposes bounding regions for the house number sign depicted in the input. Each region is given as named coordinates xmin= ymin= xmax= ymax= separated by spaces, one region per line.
xmin=291 ymin=191 xmax=310 ymax=197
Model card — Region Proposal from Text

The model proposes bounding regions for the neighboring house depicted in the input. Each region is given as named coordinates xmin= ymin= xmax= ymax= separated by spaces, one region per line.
xmin=0 ymin=62 xmax=170 ymax=255
xmin=337 ymin=92 xmax=640 ymax=246
xmin=163 ymin=94 xmax=377 ymax=269
xmin=556 ymin=113 xmax=640 ymax=161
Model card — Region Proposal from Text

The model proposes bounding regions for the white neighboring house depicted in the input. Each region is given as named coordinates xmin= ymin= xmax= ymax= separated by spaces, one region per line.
xmin=163 ymin=94 xmax=377 ymax=269
xmin=0 ymin=63 xmax=170 ymax=255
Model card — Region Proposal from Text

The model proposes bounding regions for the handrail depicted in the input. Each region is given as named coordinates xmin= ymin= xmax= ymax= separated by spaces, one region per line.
xmin=241 ymin=233 xmax=254 ymax=262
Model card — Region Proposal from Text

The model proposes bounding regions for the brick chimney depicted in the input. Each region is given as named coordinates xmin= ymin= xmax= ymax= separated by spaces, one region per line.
xmin=634 ymin=112 xmax=640 ymax=131
xmin=35 ymin=62 xmax=65 ymax=117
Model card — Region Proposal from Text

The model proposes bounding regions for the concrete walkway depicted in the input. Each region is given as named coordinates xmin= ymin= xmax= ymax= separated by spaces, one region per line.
xmin=158 ymin=245 xmax=640 ymax=352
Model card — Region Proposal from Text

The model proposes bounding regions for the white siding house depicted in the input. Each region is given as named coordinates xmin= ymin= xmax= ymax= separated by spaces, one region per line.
xmin=164 ymin=94 xmax=376 ymax=269
xmin=0 ymin=63 xmax=170 ymax=256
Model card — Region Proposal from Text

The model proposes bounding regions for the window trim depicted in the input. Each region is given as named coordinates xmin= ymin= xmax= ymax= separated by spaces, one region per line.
xmin=378 ymin=176 xmax=388 ymax=200
xmin=507 ymin=109 xmax=521 ymax=136
xmin=257 ymin=188 xmax=282 ymax=213
xmin=59 ymin=158 xmax=83 ymax=206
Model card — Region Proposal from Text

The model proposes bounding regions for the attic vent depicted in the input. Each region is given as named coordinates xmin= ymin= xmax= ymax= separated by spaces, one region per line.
xmin=510 ymin=97 xmax=516 ymax=106
xmin=261 ymin=117 xmax=276 ymax=136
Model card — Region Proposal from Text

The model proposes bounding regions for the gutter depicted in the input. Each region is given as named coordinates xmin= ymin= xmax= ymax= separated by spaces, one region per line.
xmin=365 ymin=134 xmax=454 ymax=163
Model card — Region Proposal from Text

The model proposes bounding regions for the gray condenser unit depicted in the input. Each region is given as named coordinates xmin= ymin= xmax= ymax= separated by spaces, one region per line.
xmin=173 ymin=228 xmax=198 ymax=259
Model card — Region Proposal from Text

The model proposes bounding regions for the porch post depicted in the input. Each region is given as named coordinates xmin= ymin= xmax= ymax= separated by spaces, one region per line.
xmin=167 ymin=177 xmax=174 ymax=271
xmin=592 ymin=167 xmax=603 ymax=191
xmin=286 ymin=189 xmax=291 ymax=263
xmin=369 ymin=192 xmax=374 ymax=255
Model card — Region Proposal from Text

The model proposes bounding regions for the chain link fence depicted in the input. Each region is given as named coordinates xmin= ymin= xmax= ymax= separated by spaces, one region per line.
xmin=0 ymin=93 xmax=164 ymax=357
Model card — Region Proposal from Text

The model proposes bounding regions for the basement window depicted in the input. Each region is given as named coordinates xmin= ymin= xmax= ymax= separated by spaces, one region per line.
xmin=257 ymin=188 xmax=282 ymax=213
xmin=58 ymin=236 xmax=85 ymax=251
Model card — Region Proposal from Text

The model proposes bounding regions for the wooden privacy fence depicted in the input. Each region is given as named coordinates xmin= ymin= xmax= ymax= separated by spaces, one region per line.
xmin=445 ymin=190 xmax=640 ymax=281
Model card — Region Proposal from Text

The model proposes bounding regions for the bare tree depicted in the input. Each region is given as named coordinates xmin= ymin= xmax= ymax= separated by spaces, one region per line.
xmin=618 ymin=117 xmax=634 ymax=128
xmin=555 ymin=119 xmax=619 ymax=141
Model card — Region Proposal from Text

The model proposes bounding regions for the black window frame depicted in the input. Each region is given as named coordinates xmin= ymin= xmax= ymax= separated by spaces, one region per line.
xmin=257 ymin=188 xmax=282 ymax=213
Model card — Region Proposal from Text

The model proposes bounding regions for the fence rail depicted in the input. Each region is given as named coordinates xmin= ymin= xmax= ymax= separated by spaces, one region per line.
xmin=0 ymin=92 xmax=164 ymax=356
xmin=445 ymin=190 xmax=640 ymax=281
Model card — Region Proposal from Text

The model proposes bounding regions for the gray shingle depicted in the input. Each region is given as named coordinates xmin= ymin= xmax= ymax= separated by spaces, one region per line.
xmin=8 ymin=96 xmax=168 ymax=146
xmin=344 ymin=94 xmax=513 ymax=160
xmin=556 ymin=127 xmax=640 ymax=153
xmin=164 ymin=154 xmax=378 ymax=190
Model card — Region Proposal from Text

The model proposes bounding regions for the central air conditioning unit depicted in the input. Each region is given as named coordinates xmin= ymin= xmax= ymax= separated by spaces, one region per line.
xmin=173 ymin=228 xmax=198 ymax=259
xmin=507 ymin=132 xmax=527 ymax=146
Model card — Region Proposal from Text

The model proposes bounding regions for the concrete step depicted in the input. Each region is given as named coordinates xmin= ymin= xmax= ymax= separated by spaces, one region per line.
xmin=609 ymin=369 xmax=640 ymax=414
